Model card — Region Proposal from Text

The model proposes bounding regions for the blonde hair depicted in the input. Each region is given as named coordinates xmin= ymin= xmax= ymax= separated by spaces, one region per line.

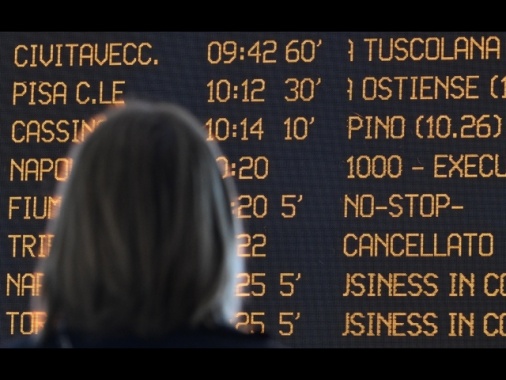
xmin=35 ymin=100 xmax=244 ymax=339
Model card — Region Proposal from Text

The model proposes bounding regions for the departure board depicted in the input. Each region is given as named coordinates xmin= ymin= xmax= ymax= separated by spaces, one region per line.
xmin=2 ymin=31 xmax=506 ymax=348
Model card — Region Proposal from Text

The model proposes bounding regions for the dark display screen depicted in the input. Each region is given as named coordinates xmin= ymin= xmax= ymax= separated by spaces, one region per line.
xmin=2 ymin=31 xmax=506 ymax=347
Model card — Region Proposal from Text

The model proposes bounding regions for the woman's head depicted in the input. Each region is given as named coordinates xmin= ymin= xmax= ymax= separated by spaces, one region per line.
xmin=36 ymin=100 xmax=244 ymax=338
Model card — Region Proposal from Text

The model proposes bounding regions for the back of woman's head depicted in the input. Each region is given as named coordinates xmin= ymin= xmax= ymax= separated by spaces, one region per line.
xmin=36 ymin=100 xmax=244 ymax=338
